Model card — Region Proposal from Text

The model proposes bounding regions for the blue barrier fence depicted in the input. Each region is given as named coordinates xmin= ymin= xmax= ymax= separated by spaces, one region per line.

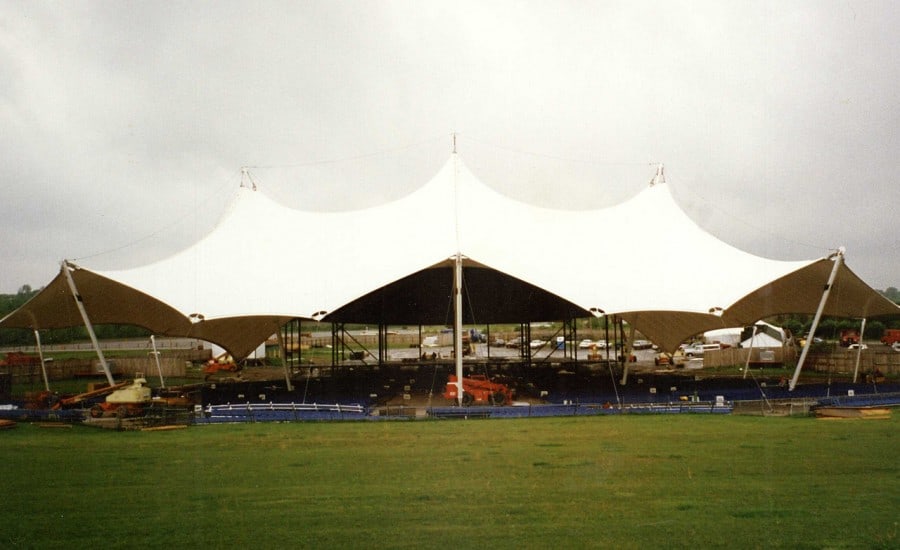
xmin=200 ymin=402 xmax=368 ymax=423
xmin=0 ymin=407 xmax=86 ymax=423
xmin=815 ymin=391 xmax=900 ymax=408
xmin=428 ymin=400 xmax=732 ymax=419
xmin=3 ymin=389 xmax=896 ymax=425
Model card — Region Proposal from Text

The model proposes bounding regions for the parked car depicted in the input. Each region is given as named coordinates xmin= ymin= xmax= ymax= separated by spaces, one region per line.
xmin=421 ymin=336 xmax=439 ymax=348
xmin=847 ymin=343 xmax=868 ymax=351
xmin=578 ymin=339 xmax=594 ymax=349
xmin=529 ymin=339 xmax=547 ymax=349
xmin=683 ymin=343 xmax=721 ymax=357
xmin=632 ymin=339 xmax=655 ymax=350
xmin=506 ymin=337 xmax=523 ymax=348
xmin=893 ymin=341 xmax=900 ymax=352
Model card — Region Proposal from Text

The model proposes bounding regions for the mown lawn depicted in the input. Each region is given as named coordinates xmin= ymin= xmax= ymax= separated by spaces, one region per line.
xmin=1 ymin=414 xmax=897 ymax=549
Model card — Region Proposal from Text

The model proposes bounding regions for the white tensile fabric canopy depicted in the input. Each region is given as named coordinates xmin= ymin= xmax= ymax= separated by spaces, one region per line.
xmin=2 ymin=154 xmax=897 ymax=357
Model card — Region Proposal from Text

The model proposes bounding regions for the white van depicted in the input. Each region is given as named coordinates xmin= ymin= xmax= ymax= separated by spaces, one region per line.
xmin=684 ymin=343 xmax=721 ymax=357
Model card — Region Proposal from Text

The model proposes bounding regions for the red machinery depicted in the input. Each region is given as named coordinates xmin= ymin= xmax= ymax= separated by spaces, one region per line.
xmin=42 ymin=377 xmax=149 ymax=419
xmin=31 ymin=371 xmax=197 ymax=418
xmin=839 ymin=329 xmax=860 ymax=347
xmin=203 ymin=358 xmax=241 ymax=380
xmin=0 ymin=352 xmax=41 ymax=368
xmin=881 ymin=329 xmax=900 ymax=346
xmin=443 ymin=374 xmax=514 ymax=406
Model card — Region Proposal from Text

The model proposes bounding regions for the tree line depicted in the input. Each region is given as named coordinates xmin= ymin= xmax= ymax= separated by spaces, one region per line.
xmin=0 ymin=285 xmax=149 ymax=346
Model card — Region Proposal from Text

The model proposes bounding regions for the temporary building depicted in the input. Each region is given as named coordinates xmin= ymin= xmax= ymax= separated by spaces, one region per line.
xmin=741 ymin=331 xmax=784 ymax=349
xmin=703 ymin=327 xmax=745 ymax=348
xmin=704 ymin=321 xmax=787 ymax=348
xmin=2 ymin=154 xmax=897 ymax=364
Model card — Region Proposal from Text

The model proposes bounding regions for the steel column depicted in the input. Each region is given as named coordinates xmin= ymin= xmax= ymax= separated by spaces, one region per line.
xmin=789 ymin=249 xmax=844 ymax=391
xmin=60 ymin=260 xmax=114 ymax=386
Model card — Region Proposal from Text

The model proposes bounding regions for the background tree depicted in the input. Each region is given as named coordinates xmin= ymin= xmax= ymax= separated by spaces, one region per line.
xmin=881 ymin=287 xmax=900 ymax=304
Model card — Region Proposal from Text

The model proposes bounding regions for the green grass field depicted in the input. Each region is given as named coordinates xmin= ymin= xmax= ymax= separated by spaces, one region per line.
xmin=1 ymin=415 xmax=897 ymax=549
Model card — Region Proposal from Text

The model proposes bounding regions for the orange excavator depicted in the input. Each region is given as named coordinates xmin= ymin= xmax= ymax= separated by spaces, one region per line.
xmin=443 ymin=374 xmax=514 ymax=406
xmin=203 ymin=353 xmax=242 ymax=380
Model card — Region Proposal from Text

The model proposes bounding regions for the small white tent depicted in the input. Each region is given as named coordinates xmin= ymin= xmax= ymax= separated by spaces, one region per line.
xmin=703 ymin=328 xmax=743 ymax=347
xmin=705 ymin=321 xmax=786 ymax=348
xmin=742 ymin=331 xmax=784 ymax=349
xmin=743 ymin=321 xmax=787 ymax=349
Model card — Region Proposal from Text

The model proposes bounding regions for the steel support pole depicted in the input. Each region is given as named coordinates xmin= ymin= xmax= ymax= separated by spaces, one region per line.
xmin=742 ymin=324 xmax=758 ymax=379
xmin=620 ymin=319 xmax=635 ymax=385
xmin=454 ymin=254 xmax=464 ymax=406
xmin=150 ymin=335 xmax=165 ymax=388
xmin=789 ymin=249 xmax=844 ymax=391
xmin=33 ymin=330 xmax=50 ymax=392
xmin=331 ymin=323 xmax=339 ymax=368
xmin=61 ymin=261 xmax=115 ymax=386
xmin=852 ymin=317 xmax=867 ymax=384
xmin=604 ymin=314 xmax=610 ymax=365
xmin=276 ymin=323 xmax=294 ymax=392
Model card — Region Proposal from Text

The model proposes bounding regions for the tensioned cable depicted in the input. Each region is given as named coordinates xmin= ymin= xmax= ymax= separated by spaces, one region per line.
xmin=607 ymin=361 xmax=621 ymax=409
xmin=469 ymin=135 xmax=831 ymax=256
xmin=302 ymin=369 xmax=311 ymax=404
xmin=667 ymin=170 xmax=833 ymax=255
xmin=745 ymin=354 xmax=774 ymax=411
xmin=442 ymin=278 xmax=455 ymax=328
xmin=428 ymin=362 xmax=439 ymax=406
xmin=463 ymin=134 xmax=651 ymax=166
xmin=72 ymin=168 xmax=244 ymax=262
xmin=244 ymin=134 xmax=447 ymax=170
xmin=452 ymin=150 xmax=462 ymax=254
xmin=72 ymin=135 xmax=448 ymax=262
xmin=461 ymin=265 xmax=479 ymax=328
xmin=76 ymin=133 xmax=635 ymax=265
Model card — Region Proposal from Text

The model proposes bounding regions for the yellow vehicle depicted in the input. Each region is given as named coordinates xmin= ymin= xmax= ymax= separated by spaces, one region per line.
xmin=89 ymin=378 xmax=152 ymax=418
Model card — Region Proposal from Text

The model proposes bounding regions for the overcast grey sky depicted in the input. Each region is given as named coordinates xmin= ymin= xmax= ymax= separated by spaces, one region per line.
xmin=2 ymin=1 xmax=898 ymax=295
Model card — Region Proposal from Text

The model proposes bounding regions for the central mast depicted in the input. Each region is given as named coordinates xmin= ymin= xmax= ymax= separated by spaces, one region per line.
xmin=454 ymin=253 xmax=464 ymax=405
xmin=451 ymin=136 xmax=464 ymax=405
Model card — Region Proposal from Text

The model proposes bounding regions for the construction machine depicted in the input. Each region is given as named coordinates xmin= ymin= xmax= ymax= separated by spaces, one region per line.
xmin=443 ymin=374 xmax=514 ymax=406
xmin=203 ymin=354 xmax=242 ymax=380
xmin=87 ymin=377 xmax=153 ymax=418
